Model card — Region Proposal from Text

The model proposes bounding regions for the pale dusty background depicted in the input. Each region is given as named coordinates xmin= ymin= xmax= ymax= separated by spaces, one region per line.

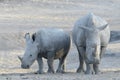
xmin=0 ymin=0 xmax=120 ymax=80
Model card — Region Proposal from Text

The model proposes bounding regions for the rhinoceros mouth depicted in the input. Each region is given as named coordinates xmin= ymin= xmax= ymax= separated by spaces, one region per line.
xmin=21 ymin=64 xmax=30 ymax=69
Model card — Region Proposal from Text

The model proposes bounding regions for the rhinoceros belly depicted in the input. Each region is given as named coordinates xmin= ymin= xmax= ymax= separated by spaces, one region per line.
xmin=54 ymin=48 xmax=64 ymax=59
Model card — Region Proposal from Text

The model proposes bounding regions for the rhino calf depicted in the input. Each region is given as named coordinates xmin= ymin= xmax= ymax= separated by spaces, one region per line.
xmin=18 ymin=28 xmax=71 ymax=74
xmin=72 ymin=13 xmax=110 ymax=74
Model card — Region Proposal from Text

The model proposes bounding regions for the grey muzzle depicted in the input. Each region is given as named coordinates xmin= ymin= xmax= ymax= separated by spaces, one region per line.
xmin=21 ymin=64 xmax=30 ymax=69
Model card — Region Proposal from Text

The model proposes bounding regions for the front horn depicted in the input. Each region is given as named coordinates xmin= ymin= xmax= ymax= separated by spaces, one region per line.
xmin=18 ymin=56 xmax=22 ymax=62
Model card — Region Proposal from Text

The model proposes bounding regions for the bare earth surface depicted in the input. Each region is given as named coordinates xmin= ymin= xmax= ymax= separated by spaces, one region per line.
xmin=0 ymin=0 xmax=120 ymax=80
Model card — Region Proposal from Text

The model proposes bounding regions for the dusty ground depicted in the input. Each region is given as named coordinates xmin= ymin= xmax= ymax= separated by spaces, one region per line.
xmin=0 ymin=0 xmax=120 ymax=80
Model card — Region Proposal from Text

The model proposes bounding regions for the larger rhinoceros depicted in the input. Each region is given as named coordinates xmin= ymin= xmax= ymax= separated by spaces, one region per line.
xmin=72 ymin=13 xmax=110 ymax=74
xmin=18 ymin=28 xmax=71 ymax=74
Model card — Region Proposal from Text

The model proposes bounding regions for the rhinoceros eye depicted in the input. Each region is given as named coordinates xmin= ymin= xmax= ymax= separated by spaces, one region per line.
xmin=30 ymin=54 xmax=32 ymax=57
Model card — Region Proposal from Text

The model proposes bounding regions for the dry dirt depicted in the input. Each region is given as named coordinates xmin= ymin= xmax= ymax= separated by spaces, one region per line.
xmin=0 ymin=0 xmax=120 ymax=80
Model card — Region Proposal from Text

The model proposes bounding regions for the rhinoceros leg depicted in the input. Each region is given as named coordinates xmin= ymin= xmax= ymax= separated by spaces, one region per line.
xmin=36 ymin=57 xmax=44 ymax=74
xmin=93 ymin=46 xmax=106 ymax=74
xmin=93 ymin=64 xmax=100 ymax=74
xmin=85 ymin=64 xmax=94 ymax=74
xmin=92 ymin=46 xmax=107 ymax=74
xmin=56 ymin=53 xmax=67 ymax=73
xmin=62 ymin=61 xmax=65 ymax=71
xmin=76 ymin=46 xmax=85 ymax=73
xmin=100 ymin=46 xmax=107 ymax=58
xmin=47 ymin=52 xmax=55 ymax=73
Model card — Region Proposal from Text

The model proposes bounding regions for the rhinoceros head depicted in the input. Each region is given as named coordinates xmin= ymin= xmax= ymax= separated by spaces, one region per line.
xmin=79 ymin=23 xmax=108 ymax=64
xmin=18 ymin=33 xmax=39 ymax=69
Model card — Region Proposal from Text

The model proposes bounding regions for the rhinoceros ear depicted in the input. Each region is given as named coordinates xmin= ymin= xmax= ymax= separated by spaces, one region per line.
xmin=79 ymin=25 xmax=93 ymax=31
xmin=24 ymin=33 xmax=30 ymax=40
xmin=24 ymin=33 xmax=33 ymax=43
xmin=18 ymin=56 xmax=22 ymax=62
xmin=32 ymin=33 xmax=36 ymax=42
xmin=98 ymin=24 xmax=108 ymax=31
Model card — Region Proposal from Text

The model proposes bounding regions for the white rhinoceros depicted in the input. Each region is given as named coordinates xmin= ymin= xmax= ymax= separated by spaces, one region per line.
xmin=72 ymin=13 xmax=110 ymax=74
xmin=18 ymin=28 xmax=71 ymax=74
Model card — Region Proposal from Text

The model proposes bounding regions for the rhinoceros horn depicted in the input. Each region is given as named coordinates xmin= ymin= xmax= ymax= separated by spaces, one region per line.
xmin=18 ymin=56 xmax=22 ymax=62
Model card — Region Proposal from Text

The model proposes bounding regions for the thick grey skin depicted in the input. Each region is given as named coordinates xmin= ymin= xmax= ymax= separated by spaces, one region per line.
xmin=21 ymin=28 xmax=71 ymax=74
xmin=72 ymin=13 xmax=110 ymax=74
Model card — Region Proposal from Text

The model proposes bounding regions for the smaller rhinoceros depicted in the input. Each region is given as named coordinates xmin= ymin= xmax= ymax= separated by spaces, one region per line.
xmin=18 ymin=28 xmax=71 ymax=74
xmin=72 ymin=13 xmax=110 ymax=74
